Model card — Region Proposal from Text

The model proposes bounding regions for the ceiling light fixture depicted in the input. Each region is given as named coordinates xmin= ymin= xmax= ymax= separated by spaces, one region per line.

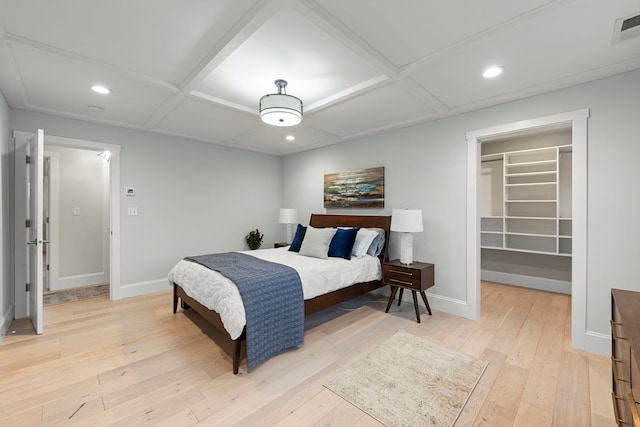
xmin=92 ymin=85 xmax=111 ymax=94
xmin=483 ymin=66 xmax=505 ymax=78
xmin=286 ymin=135 xmax=295 ymax=141
xmin=259 ymin=79 xmax=302 ymax=127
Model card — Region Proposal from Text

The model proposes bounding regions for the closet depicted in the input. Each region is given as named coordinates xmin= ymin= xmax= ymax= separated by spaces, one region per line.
xmin=480 ymin=129 xmax=572 ymax=294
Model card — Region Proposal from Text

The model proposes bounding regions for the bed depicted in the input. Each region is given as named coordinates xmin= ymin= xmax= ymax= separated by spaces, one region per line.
xmin=169 ymin=214 xmax=391 ymax=374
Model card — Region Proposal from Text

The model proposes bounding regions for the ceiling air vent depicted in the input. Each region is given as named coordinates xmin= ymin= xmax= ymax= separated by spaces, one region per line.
xmin=612 ymin=12 xmax=640 ymax=45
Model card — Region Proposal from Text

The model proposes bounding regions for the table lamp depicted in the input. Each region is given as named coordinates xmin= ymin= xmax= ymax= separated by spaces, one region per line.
xmin=391 ymin=209 xmax=423 ymax=265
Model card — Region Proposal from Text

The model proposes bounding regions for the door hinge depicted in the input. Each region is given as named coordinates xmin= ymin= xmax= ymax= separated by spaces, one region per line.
xmin=26 ymin=155 xmax=31 ymax=164
xmin=26 ymin=219 xmax=31 ymax=228
xmin=26 ymin=283 xmax=31 ymax=292
xmin=46 ymin=265 xmax=50 ymax=271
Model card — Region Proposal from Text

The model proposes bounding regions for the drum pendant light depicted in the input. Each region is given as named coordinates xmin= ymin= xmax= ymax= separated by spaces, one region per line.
xmin=259 ymin=79 xmax=303 ymax=126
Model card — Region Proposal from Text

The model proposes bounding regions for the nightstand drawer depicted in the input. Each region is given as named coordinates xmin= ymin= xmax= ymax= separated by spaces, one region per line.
xmin=384 ymin=266 xmax=421 ymax=289
xmin=382 ymin=261 xmax=434 ymax=292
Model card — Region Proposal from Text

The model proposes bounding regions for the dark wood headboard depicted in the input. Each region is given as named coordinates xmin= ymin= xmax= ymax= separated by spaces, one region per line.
xmin=309 ymin=214 xmax=392 ymax=263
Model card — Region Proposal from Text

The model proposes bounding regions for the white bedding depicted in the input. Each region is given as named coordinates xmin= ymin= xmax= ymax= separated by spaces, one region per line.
xmin=167 ymin=247 xmax=382 ymax=340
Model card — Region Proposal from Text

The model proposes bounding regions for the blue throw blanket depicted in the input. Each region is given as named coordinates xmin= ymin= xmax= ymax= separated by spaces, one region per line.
xmin=185 ymin=252 xmax=304 ymax=371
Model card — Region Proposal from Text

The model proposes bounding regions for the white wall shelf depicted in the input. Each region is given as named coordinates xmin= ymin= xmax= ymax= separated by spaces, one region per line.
xmin=480 ymin=145 xmax=572 ymax=256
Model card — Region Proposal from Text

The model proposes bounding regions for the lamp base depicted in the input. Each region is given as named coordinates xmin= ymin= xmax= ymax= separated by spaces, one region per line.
xmin=399 ymin=232 xmax=413 ymax=265
xmin=286 ymin=223 xmax=294 ymax=244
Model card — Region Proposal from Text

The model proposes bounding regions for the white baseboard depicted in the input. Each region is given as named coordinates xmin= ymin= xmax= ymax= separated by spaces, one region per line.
xmin=584 ymin=330 xmax=611 ymax=357
xmin=113 ymin=278 xmax=171 ymax=300
xmin=424 ymin=292 xmax=471 ymax=318
xmin=52 ymin=272 xmax=108 ymax=291
xmin=0 ymin=304 xmax=15 ymax=342
xmin=481 ymin=270 xmax=571 ymax=295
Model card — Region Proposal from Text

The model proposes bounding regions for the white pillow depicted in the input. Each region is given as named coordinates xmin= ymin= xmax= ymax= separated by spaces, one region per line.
xmin=299 ymin=226 xmax=337 ymax=259
xmin=351 ymin=228 xmax=378 ymax=258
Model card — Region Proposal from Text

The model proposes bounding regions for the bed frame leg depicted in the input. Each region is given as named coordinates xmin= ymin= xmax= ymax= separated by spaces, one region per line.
xmin=233 ymin=339 xmax=241 ymax=374
xmin=172 ymin=283 xmax=178 ymax=314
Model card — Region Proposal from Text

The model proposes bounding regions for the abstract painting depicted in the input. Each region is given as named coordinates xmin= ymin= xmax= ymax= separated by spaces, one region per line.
xmin=324 ymin=167 xmax=384 ymax=208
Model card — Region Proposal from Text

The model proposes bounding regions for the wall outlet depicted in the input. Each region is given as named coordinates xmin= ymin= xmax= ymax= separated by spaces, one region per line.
xmin=127 ymin=207 xmax=138 ymax=216
xmin=73 ymin=207 xmax=80 ymax=216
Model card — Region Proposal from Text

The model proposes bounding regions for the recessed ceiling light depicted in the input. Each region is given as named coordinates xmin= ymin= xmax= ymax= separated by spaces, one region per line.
xmin=483 ymin=66 xmax=505 ymax=79
xmin=286 ymin=135 xmax=295 ymax=141
xmin=91 ymin=85 xmax=111 ymax=94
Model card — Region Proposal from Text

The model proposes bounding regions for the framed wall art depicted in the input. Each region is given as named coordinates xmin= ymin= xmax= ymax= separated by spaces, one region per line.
xmin=324 ymin=166 xmax=384 ymax=208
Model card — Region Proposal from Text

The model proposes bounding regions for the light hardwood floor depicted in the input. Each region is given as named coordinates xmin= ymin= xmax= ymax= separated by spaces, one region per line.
xmin=0 ymin=282 xmax=616 ymax=426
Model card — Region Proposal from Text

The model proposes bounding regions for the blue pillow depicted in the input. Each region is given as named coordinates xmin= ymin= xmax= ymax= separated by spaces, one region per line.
xmin=288 ymin=224 xmax=307 ymax=252
xmin=328 ymin=227 xmax=359 ymax=260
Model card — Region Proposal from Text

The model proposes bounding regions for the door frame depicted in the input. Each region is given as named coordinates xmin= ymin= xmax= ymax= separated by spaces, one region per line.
xmin=465 ymin=109 xmax=589 ymax=350
xmin=13 ymin=131 xmax=121 ymax=318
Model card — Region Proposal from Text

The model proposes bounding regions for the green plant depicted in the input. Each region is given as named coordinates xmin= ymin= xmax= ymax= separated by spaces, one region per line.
xmin=245 ymin=228 xmax=264 ymax=250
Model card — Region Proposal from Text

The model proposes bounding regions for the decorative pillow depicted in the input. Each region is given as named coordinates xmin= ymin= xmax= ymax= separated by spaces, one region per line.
xmin=328 ymin=227 xmax=359 ymax=260
xmin=351 ymin=228 xmax=378 ymax=258
xmin=288 ymin=224 xmax=307 ymax=252
xmin=366 ymin=228 xmax=386 ymax=257
xmin=299 ymin=226 xmax=337 ymax=259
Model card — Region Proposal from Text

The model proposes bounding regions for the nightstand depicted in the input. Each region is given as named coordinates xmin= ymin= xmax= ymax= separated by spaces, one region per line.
xmin=383 ymin=260 xmax=435 ymax=323
xmin=274 ymin=242 xmax=289 ymax=248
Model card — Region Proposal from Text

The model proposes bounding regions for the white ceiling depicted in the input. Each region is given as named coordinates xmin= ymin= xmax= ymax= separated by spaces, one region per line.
xmin=1 ymin=0 xmax=639 ymax=155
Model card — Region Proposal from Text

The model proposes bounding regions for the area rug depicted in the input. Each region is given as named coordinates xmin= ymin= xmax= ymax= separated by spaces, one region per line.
xmin=324 ymin=330 xmax=488 ymax=427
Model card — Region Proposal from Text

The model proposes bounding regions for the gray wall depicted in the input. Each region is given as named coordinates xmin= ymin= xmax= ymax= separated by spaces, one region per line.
xmin=0 ymin=92 xmax=10 ymax=337
xmin=283 ymin=69 xmax=640 ymax=339
xmin=10 ymin=109 xmax=283 ymax=296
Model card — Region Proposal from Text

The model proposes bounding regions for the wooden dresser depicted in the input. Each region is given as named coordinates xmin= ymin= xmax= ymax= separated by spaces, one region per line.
xmin=611 ymin=289 xmax=640 ymax=426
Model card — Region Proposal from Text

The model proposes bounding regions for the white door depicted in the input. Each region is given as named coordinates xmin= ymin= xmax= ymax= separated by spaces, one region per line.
xmin=27 ymin=129 xmax=44 ymax=334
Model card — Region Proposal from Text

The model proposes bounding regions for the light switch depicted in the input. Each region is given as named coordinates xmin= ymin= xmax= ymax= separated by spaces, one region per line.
xmin=73 ymin=207 xmax=80 ymax=216
xmin=127 ymin=207 xmax=138 ymax=216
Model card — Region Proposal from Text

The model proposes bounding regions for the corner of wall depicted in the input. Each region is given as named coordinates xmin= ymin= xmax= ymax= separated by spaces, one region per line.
xmin=584 ymin=330 xmax=611 ymax=357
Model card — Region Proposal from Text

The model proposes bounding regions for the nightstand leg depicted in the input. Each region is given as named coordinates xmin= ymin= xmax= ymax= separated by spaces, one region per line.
xmin=385 ymin=286 xmax=399 ymax=313
xmin=411 ymin=291 xmax=421 ymax=323
xmin=397 ymin=288 xmax=404 ymax=306
xmin=420 ymin=291 xmax=432 ymax=315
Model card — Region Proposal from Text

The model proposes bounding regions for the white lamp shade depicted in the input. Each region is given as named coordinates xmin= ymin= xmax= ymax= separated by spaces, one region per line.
xmin=390 ymin=209 xmax=423 ymax=232
xmin=260 ymin=94 xmax=303 ymax=126
xmin=278 ymin=208 xmax=298 ymax=224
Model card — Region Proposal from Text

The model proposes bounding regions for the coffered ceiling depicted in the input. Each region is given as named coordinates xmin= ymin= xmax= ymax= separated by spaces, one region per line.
xmin=1 ymin=0 xmax=639 ymax=155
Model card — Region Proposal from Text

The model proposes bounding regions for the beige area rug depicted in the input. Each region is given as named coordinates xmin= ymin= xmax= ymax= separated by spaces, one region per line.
xmin=324 ymin=330 xmax=488 ymax=427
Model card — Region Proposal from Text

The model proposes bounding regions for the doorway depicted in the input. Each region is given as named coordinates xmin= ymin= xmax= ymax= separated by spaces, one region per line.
xmin=42 ymin=146 xmax=111 ymax=305
xmin=12 ymin=131 xmax=121 ymax=328
xmin=466 ymin=109 xmax=589 ymax=351
xmin=479 ymin=128 xmax=573 ymax=295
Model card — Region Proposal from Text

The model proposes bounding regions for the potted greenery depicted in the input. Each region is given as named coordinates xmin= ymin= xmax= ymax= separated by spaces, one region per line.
xmin=245 ymin=229 xmax=264 ymax=250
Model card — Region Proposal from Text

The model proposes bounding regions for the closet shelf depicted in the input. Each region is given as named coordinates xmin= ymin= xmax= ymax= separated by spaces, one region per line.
xmin=505 ymin=171 xmax=557 ymax=177
xmin=506 ymin=159 xmax=557 ymax=167
xmin=481 ymin=143 xmax=572 ymax=257
xmin=506 ymin=216 xmax=555 ymax=220
xmin=505 ymin=231 xmax=558 ymax=238
xmin=481 ymin=246 xmax=572 ymax=257
xmin=506 ymin=182 xmax=557 ymax=187
xmin=505 ymin=199 xmax=557 ymax=203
